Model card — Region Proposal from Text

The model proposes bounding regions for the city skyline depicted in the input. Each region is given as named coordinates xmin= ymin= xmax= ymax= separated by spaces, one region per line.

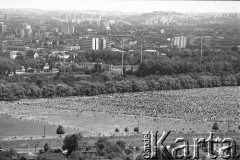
xmin=0 ymin=0 xmax=240 ymax=13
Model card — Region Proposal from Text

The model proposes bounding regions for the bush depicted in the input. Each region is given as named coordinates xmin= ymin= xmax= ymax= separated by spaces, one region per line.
xmin=0 ymin=83 xmax=26 ymax=101
xmin=164 ymin=76 xmax=181 ymax=90
xmin=235 ymin=73 xmax=240 ymax=86
xmin=229 ymin=75 xmax=237 ymax=86
xmin=146 ymin=79 xmax=159 ymax=91
xmin=56 ymin=84 xmax=73 ymax=97
xmin=24 ymin=84 xmax=41 ymax=98
xmin=41 ymin=84 xmax=56 ymax=98
xmin=102 ymin=71 xmax=114 ymax=81
xmin=124 ymin=148 xmax=133 ymax=155
xmin=221 ymin=76 xmax=232 ymax=86
xmin=115 ymin=80 xmax=132 ymax=93
xmin=131 ymin=80 xmax=148 ymax=92
xmin=177 ymin=75 xmax=196 ymax=89
xmin=9 ymin=83 xmax=25 ymax=99
xmin=105 ymin=81 xmax=117 ymax=94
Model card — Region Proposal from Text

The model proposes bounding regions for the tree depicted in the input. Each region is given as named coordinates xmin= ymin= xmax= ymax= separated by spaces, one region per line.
xmin=62 ymin=133 xmax=83 ymax=156
xmin=115 ymin=128 xmax=119 ymax=134
xmin=23 ymin=58 xmax=36 ymax=72
xmin=212 ymin=122 xmax=219 ymax=131
xmin=134 ymin=127 xmax=139 ymax=133
xmin=116 ymin=140 xmax=126 ymax=150
xmin=48 ymin=57 xmax=55 ymax=71
xmin=124 ymin=127 xmax=129 ymax=134
xmin=56 ymin=125 xmax=65 ymax=137
xmin=26 ymin=50 xmax=35 ymax=58
xmin=44 ymin=143 xmax=50 ymax=152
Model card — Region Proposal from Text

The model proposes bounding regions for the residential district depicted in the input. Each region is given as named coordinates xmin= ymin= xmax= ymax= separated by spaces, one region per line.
xmin=0 ymin=9 xmax=240 ymax=160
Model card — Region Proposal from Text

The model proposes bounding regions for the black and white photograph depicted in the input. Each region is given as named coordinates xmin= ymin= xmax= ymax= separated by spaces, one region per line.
xmin=0 ymin=0 xmax=240 ymax=160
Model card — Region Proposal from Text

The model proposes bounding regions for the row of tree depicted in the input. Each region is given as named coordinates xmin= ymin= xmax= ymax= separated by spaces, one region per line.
xmin=0 ymin=72 xmax=240 ymax=101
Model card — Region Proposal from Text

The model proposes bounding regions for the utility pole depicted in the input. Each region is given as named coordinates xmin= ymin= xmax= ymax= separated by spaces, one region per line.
xmin=43 ymin=125 xmax=46 ymax=138
xmin=121 ymin=39 xmax=124 ymax=75
xmin=35 ymin=143 xmax=37 ymax=155
xmin=200 ymin=37 xmax=203 ymax=64
xmin=227 ymin=120 xmax=230 ymax=132
xmin=63 ymin=51 xmax=65 ymax=74
xmin=140 ymin=42 xmax=143 ymax=63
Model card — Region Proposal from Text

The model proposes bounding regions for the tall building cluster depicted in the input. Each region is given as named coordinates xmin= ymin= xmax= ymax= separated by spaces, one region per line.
xmin=80 ymin=38 xmax=107 ymax=51
xmin=172 ymin=36 xmax=187 ymax=48
xmin=222 ymin=13 xmax=239 ymax=18
xmin=0 ymin=24 xmax=7 ymax=34
xmin=61 ymin=26 xmax=75 ymax=35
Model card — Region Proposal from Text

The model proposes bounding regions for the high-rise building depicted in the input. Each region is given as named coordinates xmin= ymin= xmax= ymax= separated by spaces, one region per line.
xmin=92 ymin=38 xmax=99 ymax=50
xmin=61 ymin=26 xmax=74 ymax=35
xmin=173 ymin=36 xmax=186 ymax=48
xmin=20 ymin=29 xmax=25 ymax=38
xmin=0 ymin=25 xmax=7 ymax=34
xmin=99 ymin=38 xmax=107 ymax=50
xmin=69 ymin=26 xmax=74 ymax=35
xmin=0 ymin=40 xmax=2 ymax=51
xmin=179 ymin=36 xmax=187 ymax=48
xmin=173 ymin=37 xmax=180 ymax=47
xmin=80 ymin=38 xmax=106 ymax=51
xmin=4 ymin=14 xmax=8 ymax=22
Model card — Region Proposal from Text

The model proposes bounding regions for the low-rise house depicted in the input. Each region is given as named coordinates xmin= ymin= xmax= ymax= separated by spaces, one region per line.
xmin=19 ymin=154 xmax=36 ymax=160
xmin=76 ymin=141 xmax=97 ymax=157
xmin=81 ymin=147 xmax=97 ymax=157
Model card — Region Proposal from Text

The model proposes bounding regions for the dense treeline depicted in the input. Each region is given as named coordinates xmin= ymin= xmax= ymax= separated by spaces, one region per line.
xmin=137 ymin=50 xmax=240 ymax=77
xmin=0 ymin=48 xmax=240 ymax=101
xmin=0 ymin=70 xmax=240 ymax=101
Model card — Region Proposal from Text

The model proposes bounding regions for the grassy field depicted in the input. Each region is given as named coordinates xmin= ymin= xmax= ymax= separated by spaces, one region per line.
xmin=1 ymin=86 xmax=240 ymax=141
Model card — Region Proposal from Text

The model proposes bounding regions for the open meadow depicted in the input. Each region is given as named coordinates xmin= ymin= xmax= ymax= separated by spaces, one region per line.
xmin=1 ymin=86 xmax=240 ymax=140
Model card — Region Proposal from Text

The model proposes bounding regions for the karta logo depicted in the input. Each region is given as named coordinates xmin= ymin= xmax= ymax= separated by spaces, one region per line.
xmin=142 ymin=131 xmax=239 ymax=159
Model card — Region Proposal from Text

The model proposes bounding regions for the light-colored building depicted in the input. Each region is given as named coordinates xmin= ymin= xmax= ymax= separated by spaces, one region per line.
xmin=61 ymin=26 xmax=75 ymax=35
xmin=160 ymin=29 xmax=165 ymax=34
xmin=173 ymin=36 xmax=187 ymax=48
xmin=79 ymin=38 xmax=107 ymax=51
xmin=0 ymin=25 xmax=7 ymax=34
xmin=144 ymin=50 xmax=160 ymax=56
xmin=180 ymin=36 xmax=187 ymax=48
xmin=20 ymin=29 xmax=25 ymax=38
xmin=66 ymin=45 xmax=80 ymax=51
xmin=92 ymin=38 xmax=99 ymax=50
xmin=40 ymin=26 xmax=48 ymax=32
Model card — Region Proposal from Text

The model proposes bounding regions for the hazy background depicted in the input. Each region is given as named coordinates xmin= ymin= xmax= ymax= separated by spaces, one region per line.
xmin=0 ymin=0 xmax=239 ymax=13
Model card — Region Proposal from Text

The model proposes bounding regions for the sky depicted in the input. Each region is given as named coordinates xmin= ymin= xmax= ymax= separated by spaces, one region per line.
xmin=0 ymin=0 xmax=240 ymax=13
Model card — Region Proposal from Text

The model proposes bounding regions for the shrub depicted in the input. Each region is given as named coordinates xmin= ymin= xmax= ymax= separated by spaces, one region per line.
xmin=211 ymin=76 xmax=221 ymax=87
xmin=229 ymin=75 xmax=237 ymax=86
xmin=235 ymin=73 xmax=240 ymax=86
xmin=177 ymin=75 xmax=196 ymax=89
xmin=0 ymin=83 xmax=16 ymax=101
xmin=9 ymin=83 xmax=26 ymax=99
xmin=102 ymin=71 xmax=114 ymax=81
xmin=24 ymin=84 xmax=41 ymax=98
xmin=221 ymin=76 xmax=232 ymax=86
xmin=146 ymin=79 xmax=158 ymax=91
xmin=131 ymin=80 xmax=148 ymax=92
xmin=56 ymin=84 xmax=73 ymax=97
xmin=105 ymin=81 xmax=117 ymax=94
xmin=164 ymin=76 xmax=181 ymax=90
xmin=41 ymin=84 xmax=56 ymax=98
xmin=156 ymin=77 xmax=167 ymax=90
